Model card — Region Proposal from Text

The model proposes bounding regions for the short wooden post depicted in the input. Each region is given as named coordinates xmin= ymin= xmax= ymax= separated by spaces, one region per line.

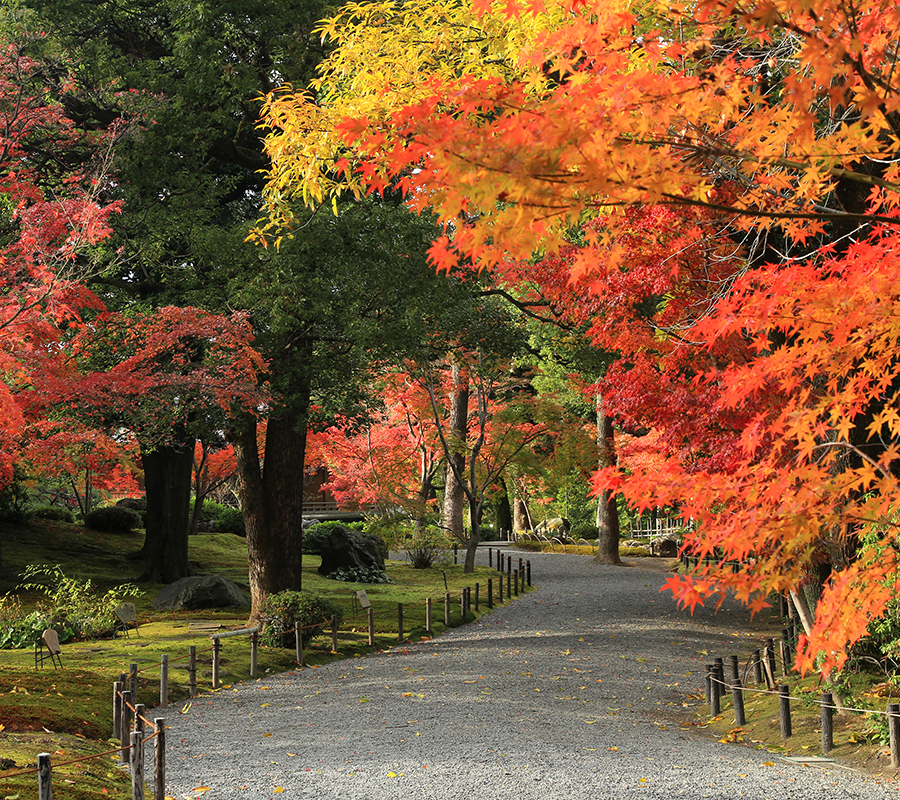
xmin=705 ymin=664 xmax=713 ymax=706
xmin=295 ymin=622 xmax=304 ymax=666
xmin=113 ymin=680 xmax=123 ymax=742
xmin=135 ymin=703 xmax=146 ymax=736
xmin=506 ymin=571 xmax=511 ymax=599
xmin=518 ymin=557 xmax=523 ymax=575
xmin=779 ymin=684 xmax=792 ymax=738
xmin=729 ymin=655 xmax=739 ymax=684
xmin=120 ymin=690 xmax=133 ymax=765
xmin=397 ymin=603 xmax=404 ymax=642
xmin=331 ymin=615 xmax=339 ymax=652
xmin=488 ymin=548 xmax=493 ymax=569
xmin=189 ymin=645 xmax=197 ymax=698
xmin=526 ymin=561 xmax=531 ymax=586
xmin=752 ymin=649 xmax=762 ymax=685
xmin=453 ymin=546 xmax=458 ymax=564
xmin=732 ymin=678 xmax=745 ymax=726
xmin=212 ymin=637 xmax=221 ymax=689
xmin=487 ymin=578 xmax=493 ymax=609
xmin=781 ymin=628 xmax=793 ymax=673
xmin=38 ymin=752 xmax=52 ymax=800
xmin=367 ymin=607 xmax=375 ymax=647
xmin=444 ymin=592 xmax=451 ymax=627
xmin=714 ymin=658 xmax=724 ymax=702
xmin=779 ymin=593 xmax=788 ymax=619
xmin=821 ymin=692 xmax=834 ymax=754
xmin=131 ymin=730 xmax=145 ymax=800
xmin=129 ymin=662 xmax=138 ymax=701
xmin=498 ymin=572 xmax=504 ymax=602
xmin=710 ymin=665 xmax=721 ymax=717
xmin=889 ymin=703 xmax=900 ymax=768
xmin=507 ymin=555 xmax=512 ymax=575
xmin=474 ymin=582 xmax=480 ymax=611
xmin=250 ymin=631 xmax=259 ymax=679
xmin=154 ymin=718 xmax=166 ymax=800
xmin=425 ymin=598 xmax=433 ymax=636
xmin=159 ymin=654 xmax=169 ymax=709
xmin=514 ymin=570 xmax=519 ymax=596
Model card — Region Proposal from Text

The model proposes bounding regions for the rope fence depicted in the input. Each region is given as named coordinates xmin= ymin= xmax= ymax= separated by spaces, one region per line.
xmin=1 ymin=552 xmax=532 ymax=798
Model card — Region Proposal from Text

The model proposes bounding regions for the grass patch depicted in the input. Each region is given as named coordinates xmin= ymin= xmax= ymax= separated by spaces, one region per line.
xmin=514 ymin=539 xmax=653 ymax=557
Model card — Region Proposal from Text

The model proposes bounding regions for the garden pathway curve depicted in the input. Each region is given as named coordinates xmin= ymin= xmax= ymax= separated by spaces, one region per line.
xmin=164 ymin=551 xmax=897 ymax=799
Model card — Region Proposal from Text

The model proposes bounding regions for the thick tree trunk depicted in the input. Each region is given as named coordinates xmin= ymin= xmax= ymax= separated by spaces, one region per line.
xmin=441 ymin=361 xmax=469 ymax=544
xmin=464 ymin=499 xmax=481 ymax=573
xmin=513 ymin=495 xmax=530 ymax=534
xmin=495 ymin=478 xmax=512 ymax=539
xmin=231 ymin=402 xmax=308 ymax=624
xmin=594 ymin=393 xmax=622 ymax=565
xmin=140 ymin=438 xmax=194 ymax=583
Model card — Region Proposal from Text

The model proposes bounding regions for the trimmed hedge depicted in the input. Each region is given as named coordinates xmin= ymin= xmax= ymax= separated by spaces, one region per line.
xmin=84 ymin=506 xmax=141 ymax=533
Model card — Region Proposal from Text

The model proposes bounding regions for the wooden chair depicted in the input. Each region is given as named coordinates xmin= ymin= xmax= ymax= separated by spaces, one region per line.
xmin=114 ymin=602 xmax=140 ymax=639
xmin=35 ymin=628 xmax=62 ymax=669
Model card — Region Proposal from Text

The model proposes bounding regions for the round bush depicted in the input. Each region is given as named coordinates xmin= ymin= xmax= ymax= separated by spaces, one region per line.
xmin=259 ymin=590 xmax=342 ymax=648
xmin=217 ymin=507 xmax=245 ymax=536
xmin=571 ymin=522 xmax=600 ymax=540
xmin=84 ymin=506 xmax=141 ymax=533
xmin=29 ymin=505 xmax=75 ymax=523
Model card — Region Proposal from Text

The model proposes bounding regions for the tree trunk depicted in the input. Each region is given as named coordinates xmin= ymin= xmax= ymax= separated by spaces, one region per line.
xmin=231 ymin=401 xmax=308 ymax=624
xmin=441 ymin=361 xmax=469 ymax=544
xmin=140 ymin=438 xmax=194 ymax=583
xmin=594 ymin=392 xmax=622 ymax=565
xmin=464 ymin=498 xmax=482 ymax=573
xmin=495 ymin=478 xmax=512 ymax=539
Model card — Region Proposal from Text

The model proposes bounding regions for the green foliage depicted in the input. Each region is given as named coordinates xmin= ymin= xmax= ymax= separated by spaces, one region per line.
xmin=0 ymin=464 xmax=31 ymax=522
xmin=325 ymin=566 xmax=392 ymax=584
xmin=401 ymin=527 xmax=453 ymax=569
xmin=29 ymin=505 xmax=76 ymax=523
xmin=196 ymin=499 xmax=230 ymax=523
xmin=216 ymin=507 xmax=246 ymax=536
xmin=259 ymin=589 xmax=343 ymax=648
xmin=303 ymin=520 xmax=371 ymax=554
xmin=571 ymin=522 xmax=599 ymax=540
xmin=10 ymin=565 xmax=141 ymax=643
xmin=83 ymin=505 xmax=141 ymax=532
xmin=0 ymin=595 xmax=63 ymax=649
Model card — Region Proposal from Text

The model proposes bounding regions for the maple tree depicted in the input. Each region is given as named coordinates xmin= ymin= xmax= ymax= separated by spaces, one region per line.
xmin=259 ymin=0 xmax=900 ymax=672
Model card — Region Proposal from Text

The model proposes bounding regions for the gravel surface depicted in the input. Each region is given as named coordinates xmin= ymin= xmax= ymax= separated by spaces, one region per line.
xmin=163 ymin=550 xmax=898 ymax=799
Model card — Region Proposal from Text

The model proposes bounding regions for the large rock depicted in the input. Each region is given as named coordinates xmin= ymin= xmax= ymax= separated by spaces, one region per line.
xmin=535 ymin=518 xmax=570 ymax=538
xmin=317 ymin=526 xmax=385 ymax=577
xmin=651 ymin=535 xmax=681 ymax=557
xmin=152 ymin=575 xmax=250 ymax=610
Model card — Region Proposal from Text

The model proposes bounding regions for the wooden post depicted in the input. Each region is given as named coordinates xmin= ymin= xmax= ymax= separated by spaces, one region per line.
xmin=135 ymin=703 xmax=146 ymax=737
xmin=506 ymin=571 xmax=511 ymax=599
xmin=474 ymin=583 xmax=480 ymax=611
xmin=444 ymin=592 xmax=451 ymax=627
xmin=514 ymin=570 xmax=519 ymax=596
xmin=821 ymin=692 xmax=834 ymax=754
xmin=250 ymin=632 xmax=259 ymax=679
xmin=732 ymin=678 xmax=745 ymax=726
xmin=752 ymin=649 xmax=762 ymax=685
xmin=129 ymin=662 xmax=138 ymax=701
xmin=710 ymin=665 xmax=720 ymax=717
xmin=498 ymin=572 xmax=504 ymax=603
xmin=488 ymin=548 xmax=493 ymax=569
xmin=131 ymin=730 xmax=145 ymax=800
xmin=453 ymin=546 xmax=458 ymax=564
xmin=729 ymin=655 xmax=739 ymax=684
xmin=295 ymin=622 xmax=304 ymax=666
xmin=518 ymin=557 xmax=523 ymax=576
xmin=526 ymin=561 xmax=531 ymax=587
xmin=779 ymin=684 xmax=792 ymax=738
xmin=398 ymin=603 xmax=404 ymax=642
xmin=331 ymin=615 xmax=339 ymax=652
xmin=763 ymin=640 xmax=776 ymax=689
xmin=507 ymin=555 xmax=512 ymax=575
xmin=705 ymin=664 xmax=713 ymax=706
xmin=212 ymin=637 xmax=221 ymax=689
xmin=367 ymin=607 xmax=375 ymax=647
xmin=889 ymin=703 xmax=900 ymax=768
xmin=189 ymin=645 xmax=197 ymax=698
xmin=154 ymin=718 xmax=166 ymax=800
xmin=113 ymin=680 xmax=124 ymax=742
xmin=426 ymin=598 xmax=433 ymax=636
xmin=713 ymin=658 xmax=724 ymax=702
xmin=487 ymin=579 xmax=493 ymax=609
xmin=120 ymin=690 xmax=133 ymax=765
xmin=38 ymin=752 xmax=52 ymax=800
xmin=159 ymin=654 xmax=169 ymax=709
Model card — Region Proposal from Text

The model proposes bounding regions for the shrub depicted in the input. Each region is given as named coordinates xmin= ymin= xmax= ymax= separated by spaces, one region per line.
xmin=29 ymin=505 xmax=75 ymax=523
xmin=403 ymin=528 xmax=452 ymax=569
xmin=303 ymin=521 xmax=381 ymax=556
xmin=325 ymin=566 xmax=392 ymax=583
xmin=259 ymin=590 xmax=342 ymax=648
xmin=10 ymin=565 xmax=141 ymax=644
xmin=217 ymin=507 xmax=245 ymax=536
xmin=571 ymin=522 xmax=599 ymax=540
xmin=84 ymin=505 xmax=141 ymax=533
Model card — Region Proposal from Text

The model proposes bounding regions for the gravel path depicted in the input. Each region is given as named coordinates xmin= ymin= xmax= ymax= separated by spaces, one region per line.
xmin=164 ymin=551 xmax=897 ymax=799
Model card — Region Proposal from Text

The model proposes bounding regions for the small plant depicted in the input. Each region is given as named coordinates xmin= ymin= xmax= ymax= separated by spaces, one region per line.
xmin=403 ymin=527 xmax=452 ymax=569
xmin=325 ymin=566 xmax=392 ymax=584
xmin=29 ymin=505 xmax=76 ymax=523
xmin=84 ymin=505 xmax=142 ymax=532
xmin=14 ymin=564 xmax=142 ymax=642
xmin=259 ymin=589 xmax=343 ymax=648
xmin=571 ymin=522 xmax=599 ymax=540
xmin=217 ymin=507 xmax=245 ymax=535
